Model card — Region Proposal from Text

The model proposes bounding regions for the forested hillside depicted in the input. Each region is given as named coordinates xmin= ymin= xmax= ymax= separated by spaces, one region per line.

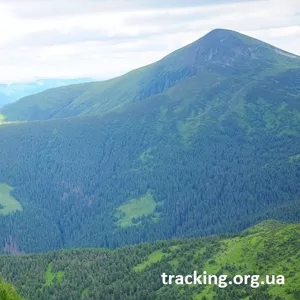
xmin=0 ymin=30 xmax=300 ymax=253
xmin=0 ymin=221 xmax=299 ymax=300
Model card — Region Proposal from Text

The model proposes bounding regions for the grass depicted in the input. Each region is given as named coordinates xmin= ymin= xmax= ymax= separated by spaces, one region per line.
xmin=57 ymin=271 xmax=64 ymax=284
xmin=134 ymin=250 xmax=166 ymax=272
xmin=0 ymin=280 xmax=23 ymax=300
xmin=45 ymin=263 xmax=64 ymax=286
xmin=233 ymin=95 xmax=300 ymax=138
xmin=0 ymin=183 xmax=22 ymax=215
xmin=139 ymin=148 xmax=153 ymax=163
xmin=45 ymin=264 xmax=55 ymax=286
xmin=160 ymin=106 xmax=168 ymax=121
xmin=0 ymin=114 xmax=6 ymax=124
xmin=192 ymin=221 xmax=300 ymax=299
xmin=0 ymin=113 xmax=28 ymax=126
xmin=82 ymin=288 xmax=89 ymax=297
xmin=114 ymin=191 xmax=159 ymax=228
xmin=134 ymin=244 xmax=181 ymax=272
xmin=289 ymin=153 xmax=300 ymax=162
xmin=178 ymin=111 xmax=203 ymax=145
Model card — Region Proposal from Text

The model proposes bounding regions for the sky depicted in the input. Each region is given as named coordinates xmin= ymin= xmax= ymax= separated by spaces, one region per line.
xmin=0 ymin=0 xmax=299 ymax=83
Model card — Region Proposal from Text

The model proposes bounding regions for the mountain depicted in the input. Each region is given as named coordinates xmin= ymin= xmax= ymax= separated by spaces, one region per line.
xmin=0 ymin=29 xmax=300 ymax=253
xmin=1 ymin=29 xmax=300 ymax=121
xmin=0 ymin=221 xmax=299 ymax=300
xmin=0 ymin=78 xmax=93 ymax=108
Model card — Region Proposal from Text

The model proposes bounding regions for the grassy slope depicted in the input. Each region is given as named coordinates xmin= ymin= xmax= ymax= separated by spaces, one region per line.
xmin=114 ymin=191 xmax=159 ymax=227
xmin=0 ymin=221 xmax=299 ymax=300
xmin=194 ymin=221 xmax=300 ymax=299
xmin=0 ymin=280 xmax=22 ymax=300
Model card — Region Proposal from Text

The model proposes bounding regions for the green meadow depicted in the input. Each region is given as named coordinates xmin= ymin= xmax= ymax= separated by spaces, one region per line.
xmin=115 ymin=191 xmax=159 ymax=227
xmin=0 ymin=183 xmax=22 ymax=216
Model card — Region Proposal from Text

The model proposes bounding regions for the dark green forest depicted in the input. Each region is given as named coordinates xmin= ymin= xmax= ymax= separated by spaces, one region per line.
xmin=0 ymin=221 xmax=299 ymax=300
xmin=0 ymin=30 xmax=300 ymax=254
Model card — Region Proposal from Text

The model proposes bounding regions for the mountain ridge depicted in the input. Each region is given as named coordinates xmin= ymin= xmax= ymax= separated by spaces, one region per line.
xmin=2 ymin=28 xmax=300 ymax=122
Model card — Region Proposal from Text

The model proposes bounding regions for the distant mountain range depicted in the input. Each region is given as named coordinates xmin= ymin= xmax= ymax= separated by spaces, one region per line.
xmin=0 ymin=78 xmax=93 ymax=108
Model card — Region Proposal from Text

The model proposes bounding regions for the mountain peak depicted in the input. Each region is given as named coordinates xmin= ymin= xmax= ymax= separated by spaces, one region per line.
xmin=202 ymin=28 xmax=259 ymax=43
xmin=186 ymin=28 xmax=295 ymax=71
xmin=198 ymin=28 xmax=299 ymax=59
xmin=196 ymin=28 xmax=264 ymax=52
xmin=205 ymin=28 xmax=240 ymax=36
xmin=2 ymin=28 xmax=300 ymax=122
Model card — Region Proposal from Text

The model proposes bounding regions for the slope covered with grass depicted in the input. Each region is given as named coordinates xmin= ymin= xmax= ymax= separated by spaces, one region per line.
xmin=0 ymin=280 xmax=22 ymax=300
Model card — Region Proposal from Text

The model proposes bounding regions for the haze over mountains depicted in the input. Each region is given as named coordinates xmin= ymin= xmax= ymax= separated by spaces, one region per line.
xmin=0 ymin=28 xmax=300 ymax=299
xmin=0 ymin=78 xmax=93 ymax=109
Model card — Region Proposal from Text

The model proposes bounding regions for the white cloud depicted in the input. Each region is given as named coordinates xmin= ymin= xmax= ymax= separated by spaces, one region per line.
xmin=0 ymin=0 xmax=299 ymax=82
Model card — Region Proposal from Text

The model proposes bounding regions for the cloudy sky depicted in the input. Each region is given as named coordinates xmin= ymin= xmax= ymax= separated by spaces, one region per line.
xmin=0 ymin=0 xmax=299 ymax=83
